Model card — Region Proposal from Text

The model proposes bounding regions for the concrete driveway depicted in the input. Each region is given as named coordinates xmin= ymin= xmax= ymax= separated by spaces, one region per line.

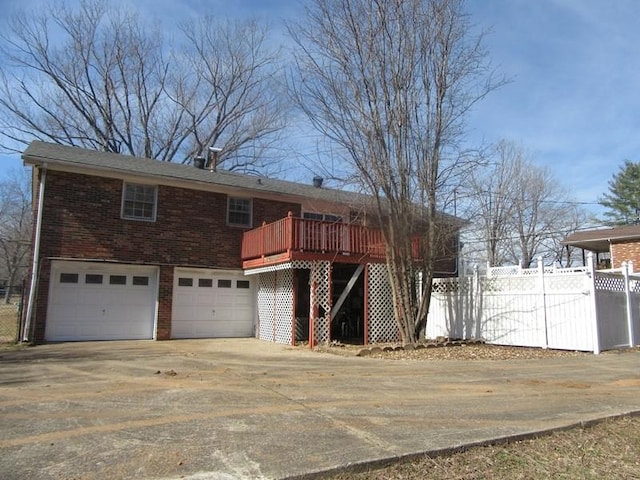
xmin=1 ymin=339 xmax=640 ymax=480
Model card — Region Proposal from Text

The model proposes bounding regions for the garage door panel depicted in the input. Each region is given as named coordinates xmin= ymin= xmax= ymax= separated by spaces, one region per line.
xmin=75 ymin=306 xmax=102 ymax=321
xmin=107 ymin=305 xmax=148 ymax=324
xmin=192 ymin=321 xmax=216 ymax=337
xmin=46 ymin=261 xmax=157 ymax=342
xmin=53 ymin=322 xmax=100 ymax=340
xmin=212 ymin=321 xmax=254 ymax=337
xmin=172 ymin=269 xmax=255 ymax=339
xmin=103 ymin=320 xmax=147 ymax=338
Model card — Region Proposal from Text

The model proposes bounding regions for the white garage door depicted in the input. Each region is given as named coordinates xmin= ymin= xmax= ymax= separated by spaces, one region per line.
xmin=46 ymin=261 xmax=158 ymax=342
xmin=171 ymin=268 xmax=255 ymax=338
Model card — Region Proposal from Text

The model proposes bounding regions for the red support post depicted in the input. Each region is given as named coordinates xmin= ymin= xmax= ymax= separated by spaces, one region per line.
xmin=286 ymin=211 xmax=293 ymax=253
xmin=363 ymin=264 xmax=369 ymax=345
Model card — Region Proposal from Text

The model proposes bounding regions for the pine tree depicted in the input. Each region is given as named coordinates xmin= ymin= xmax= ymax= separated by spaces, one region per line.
xmin=600 ymin=160 xmax=640 ymax=225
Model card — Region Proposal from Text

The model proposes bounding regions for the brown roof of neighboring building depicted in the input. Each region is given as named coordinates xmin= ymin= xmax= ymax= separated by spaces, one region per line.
xmin=562 ymin=225 xmax=640 ymax=252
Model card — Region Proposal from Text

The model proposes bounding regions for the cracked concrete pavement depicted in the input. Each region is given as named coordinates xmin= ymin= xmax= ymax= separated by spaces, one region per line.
xmin=1 ymin=339 xmax=639 ymax=479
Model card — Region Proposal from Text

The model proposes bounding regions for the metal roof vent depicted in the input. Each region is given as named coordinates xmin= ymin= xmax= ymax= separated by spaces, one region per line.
xmin=207 ymin=146 xmax=223 ymax=172
xmin=313 ymin=176 xmax=323 ymax=188
xmin=193 ymin=157 xmax=206 ymax=169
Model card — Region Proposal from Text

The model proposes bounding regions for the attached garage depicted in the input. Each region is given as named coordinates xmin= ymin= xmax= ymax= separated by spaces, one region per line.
xmin=171 ymin=268 xmax=255 ymax=338
xmin=45 ymin=261 xmax=158 ymax=342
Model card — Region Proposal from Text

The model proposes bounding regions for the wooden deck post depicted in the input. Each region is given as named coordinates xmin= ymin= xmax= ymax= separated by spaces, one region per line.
xmin=286 ymin=211 xmax=293 ymax=254
xmin=363 ymin=264 xmax=369 ymax=345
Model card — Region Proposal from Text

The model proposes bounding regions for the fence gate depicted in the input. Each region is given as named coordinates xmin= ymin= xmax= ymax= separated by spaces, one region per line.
xmin=429 ymin=255 xmax=640 ymax=354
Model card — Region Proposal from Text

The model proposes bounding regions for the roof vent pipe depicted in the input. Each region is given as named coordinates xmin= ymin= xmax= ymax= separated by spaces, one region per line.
xmin=207 ymin=146 xmax=222 ymax=172
xmin=313 ymin=176 xmax=323 ymax=188
xmin=193 ymin=157 xmax=206 ymax=169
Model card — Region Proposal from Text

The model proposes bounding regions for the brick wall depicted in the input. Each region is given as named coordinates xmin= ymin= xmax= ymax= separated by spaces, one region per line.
xmin=31 ymin=169 xmax=301 ymax=342
xmin=38 ymin=171 xmax=301 ymax=267
xmin=157 ymin=265 xmax=174 ymax=340
xmin=611 ymin=241 xmax=640 ymax=269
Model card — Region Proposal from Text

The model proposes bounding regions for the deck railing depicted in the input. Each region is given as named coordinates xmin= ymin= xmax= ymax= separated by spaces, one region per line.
xmin=241 ymin=214 xmax=387 ymax=261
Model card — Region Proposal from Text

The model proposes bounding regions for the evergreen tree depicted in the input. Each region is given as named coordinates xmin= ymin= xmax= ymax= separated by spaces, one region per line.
xmin=600 ymin=160 xmax=640 ymax=225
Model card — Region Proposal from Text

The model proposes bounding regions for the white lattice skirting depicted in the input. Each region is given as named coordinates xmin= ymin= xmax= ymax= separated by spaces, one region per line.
xmin=257 ymin=270 xmax=294 ymax=345
xmin=257 ymin=260 xmax=400 ymax=346
xmin=367 ymin=263 xmax=398 ymax=343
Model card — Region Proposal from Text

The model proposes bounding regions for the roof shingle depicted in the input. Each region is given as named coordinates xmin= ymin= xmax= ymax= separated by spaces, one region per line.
xmin=22 ymin=141 xmax=372 ymax=207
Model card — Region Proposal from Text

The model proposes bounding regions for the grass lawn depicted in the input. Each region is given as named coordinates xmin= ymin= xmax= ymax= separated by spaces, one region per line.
xmin=0 ymin=300 xmax=20 ymax=343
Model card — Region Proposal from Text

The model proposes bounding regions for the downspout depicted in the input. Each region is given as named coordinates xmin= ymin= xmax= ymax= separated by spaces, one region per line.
xmin=23 ymin=165 xmax=47 ymax=342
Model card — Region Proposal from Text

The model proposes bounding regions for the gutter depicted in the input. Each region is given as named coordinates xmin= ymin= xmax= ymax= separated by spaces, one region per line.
xmin=22 ymin=165 xmax=46 ymax=342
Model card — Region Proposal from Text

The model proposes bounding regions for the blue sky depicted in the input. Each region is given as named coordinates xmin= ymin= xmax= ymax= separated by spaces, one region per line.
xmin=465 ymin=0 xmax=640 ymax=218
xmin=1 ymin=0 xmax=639 ymax=219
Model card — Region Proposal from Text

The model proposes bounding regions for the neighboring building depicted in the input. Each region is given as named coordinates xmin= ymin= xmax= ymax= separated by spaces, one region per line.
xmin=21 ymin=141 xmax=460 ymax=345
xmin=562 ymin=225 xmax=640 ymax=270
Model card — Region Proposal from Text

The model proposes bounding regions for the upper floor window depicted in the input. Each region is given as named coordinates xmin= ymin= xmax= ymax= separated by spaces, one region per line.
xmin=122 ymin=183 xmax=157 ymax=221
xmin=303 ymin=212 xmax=343 ymax=223
xmin=227 ymin=197 xmax=252 ymax=227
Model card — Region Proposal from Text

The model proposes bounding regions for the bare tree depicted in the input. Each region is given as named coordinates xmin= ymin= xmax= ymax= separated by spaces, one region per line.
xmin=507 ymin=165 xmax=572 ymax=267
xmin=290 ymin=0 xmax=501 ymax=344
xmin=467 ymin=140 xmax=522 ymax=266
xmin=466 ymin=140 xmax=586 ymax=268
xmin=546 ymin=207 xmax=588 ymax=268
xmin=0 ymin=0 xmax=286 ymax=171
xmin=0 ymin=169 xmax=32 ymax=304
xmin=174 ymin=17 xmax=287 ymax=173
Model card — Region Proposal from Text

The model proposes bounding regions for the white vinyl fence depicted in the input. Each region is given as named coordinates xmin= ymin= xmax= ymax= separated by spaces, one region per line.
xmin=428 ymin=255 xmax=640 ymax=354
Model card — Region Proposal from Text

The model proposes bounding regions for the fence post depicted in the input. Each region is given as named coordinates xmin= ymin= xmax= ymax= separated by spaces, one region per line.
xmin=623 ymin=261 xmax=635 ymax=347
xmin=587 ymin=253 xmax=601 ymax=354
xmin=538 ymin=256 xmax=548 ymax=349
xmin=473 ymin=265 xmax=481 ymax=340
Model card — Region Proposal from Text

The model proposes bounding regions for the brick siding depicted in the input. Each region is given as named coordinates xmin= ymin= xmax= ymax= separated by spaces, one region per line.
xmin=611 ymin=241 xmax=640 ymax=269
xmin=31 ymin=169 xmax=301 ymax=342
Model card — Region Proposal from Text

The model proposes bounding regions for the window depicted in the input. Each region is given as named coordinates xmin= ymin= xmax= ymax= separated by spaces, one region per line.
xmin=227 ymin=197 xmax=252 ymax=227
xmin=122 ymin=183 xmax=157 ymax=221
xmin=217 ymin=279 xmax=232 ymax=288
xmin=178 ymin=277 xmax=193 ymax=287
xmin=236 ymin=280 xmax=251 ymax=289
xmin=109 ymin=275 xmax=127 ymax=285
xmin=303 ymin=212 xmax=343 ymax=223
xmin=85 ymin=274 xmax=103 ymax=284
xmin=132 ymin=276 xmax=150 ymax=286
xmin=303 ymin=212 xmax=323 ymax=221
xmin=60 ymin=273 xmax=79 ymax=284
xmin=198 ymin=278 xmax=213 ymax=288
xmin=349 ymin=210 xmax=364 ymax=224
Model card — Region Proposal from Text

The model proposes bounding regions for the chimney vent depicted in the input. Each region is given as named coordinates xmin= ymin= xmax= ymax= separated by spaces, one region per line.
xmin=207 ymin=146 xmax=223 ymax=171
xmin=194 ymin=157 xmax=205 ymax=169
xmin=313 ymin=176 xmax=323 ymax=188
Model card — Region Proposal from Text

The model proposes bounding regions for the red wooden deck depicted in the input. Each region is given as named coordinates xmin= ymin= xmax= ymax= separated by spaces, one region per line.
xmin=241 ymin=213 xmax=389 ymax=269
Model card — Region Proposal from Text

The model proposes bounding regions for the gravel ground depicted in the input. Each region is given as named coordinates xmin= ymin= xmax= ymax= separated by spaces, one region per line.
xmin=310 ymin=341 xmax=604 ymax=360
